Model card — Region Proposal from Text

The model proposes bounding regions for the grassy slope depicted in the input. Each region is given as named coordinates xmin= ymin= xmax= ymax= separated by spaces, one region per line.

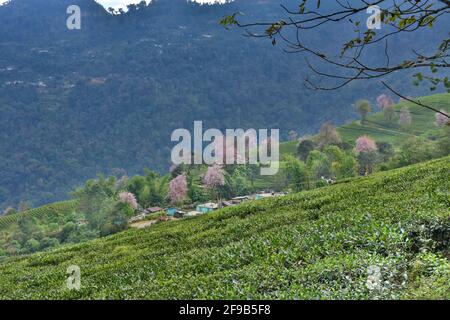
xmin=278 ymin=94 xmax=450 ymax=151
xmin=255 ymin=93 xmax=450 ymax=189
xmin=0 ymin=157 xmax=448 ymax=299
xmin=0 ymin=201 xmax=77 ymax=230
xmin=337 ymin=93 xmax=450 ymax=145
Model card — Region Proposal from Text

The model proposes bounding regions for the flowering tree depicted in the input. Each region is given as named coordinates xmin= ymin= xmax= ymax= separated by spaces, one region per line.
xmin=356 ymin=136 xmax=377 ymax=153
xmin=376 ymin=94 xmax=394 ymax=110
xmin=399 ymin=106 xmax=412 ymax=127
xmin=203 ymin=165 xmax=225 ymax=189
xmin=435 ymin=110 xmax=449 ymax=127
xmin=318 ymin=122 xmax=341 ymax=146
xmin=168 ymin=174 xmax=188 ymax=204
xmin=355 ymin=136 xmax=378 ymax=176
xmin=378 ymin=92 xmax=395 ymax=121
xmin=203 ymin=165 xmax=226 ymax=206
xmin=118 ymin=191 xmax=138 ymax=210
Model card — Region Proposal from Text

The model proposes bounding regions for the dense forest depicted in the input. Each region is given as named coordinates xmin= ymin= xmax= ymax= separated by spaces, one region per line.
xmin=0 ymin=0 xmax=448 ymax=210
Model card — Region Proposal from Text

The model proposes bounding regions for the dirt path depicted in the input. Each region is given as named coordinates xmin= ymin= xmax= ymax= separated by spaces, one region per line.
xmin=130 ymin=220 xmax=158 ymax=229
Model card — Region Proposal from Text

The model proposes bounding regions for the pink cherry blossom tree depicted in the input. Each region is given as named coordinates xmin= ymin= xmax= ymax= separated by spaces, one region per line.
xmin=203 ymin=165 xmax=225 ymax=189
xmin=355 ymin=136 xmax=377 ymax=153
xmin=318 ymin=122 xmax=341 ymax=146
xmin=398 ymin=106 xmax=412 ymax=128
xmin=435 ymin=110 xmax=449 ymax=127
xmin=203 ymin=165 xmax=226 ymax=206
xmin=355 ymin=136 xmax=378 ymax=176
xmin=376 ymin=94 xmax=394 ymax=110
xmin=168 ymin=174 xmax=188 ymax=204
xmin=118 ymin=191 xmax=138 ymax=210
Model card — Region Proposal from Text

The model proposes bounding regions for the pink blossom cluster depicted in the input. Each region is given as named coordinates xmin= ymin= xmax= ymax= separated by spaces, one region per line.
xmin=203 ymin=164 xmax=225 ymax=189
xmin=355 ymin=136 xmax=377 ymax=153
xmin=435 ymin=110 xmax=449 ymax=127
xmin=212 ymin=135 xmax=257 ymax=164
xmin=118 ymin=191 xmax=138 ymax=210
xmin=398 ymin=106 xmax=412 ymax=126
xmin=168 ymin=174 xmax=188 ymax=203
xmin=376 ymin=94 xmax=393 ymax=110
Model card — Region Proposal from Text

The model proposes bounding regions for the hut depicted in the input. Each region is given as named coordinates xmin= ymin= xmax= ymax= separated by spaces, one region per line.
xmin=166 ymin=207 xmax=179 ymax=216
xmin=196 ymin=202 xmax=218 ymax=214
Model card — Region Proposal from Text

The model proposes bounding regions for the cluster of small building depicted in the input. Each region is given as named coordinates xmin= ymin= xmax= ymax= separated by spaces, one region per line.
xmin=128 ymin=206 xmax=164 ymax=223
xmin=128 ymin=192 xmax=288 ymax=225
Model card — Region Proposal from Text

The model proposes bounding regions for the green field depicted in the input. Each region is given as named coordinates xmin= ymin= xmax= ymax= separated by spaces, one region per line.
xmin=0 ymin=201 xmax=78 ymax=230
xmin=258 ymin=93 xmax=450 ymax=190
xmin=278 ymin=93 xmax=450 ymax=154
xmin=0 ymin=156 xmax=448 ymax=299
xmin=337 ymin=94 xmax=450 ymax=145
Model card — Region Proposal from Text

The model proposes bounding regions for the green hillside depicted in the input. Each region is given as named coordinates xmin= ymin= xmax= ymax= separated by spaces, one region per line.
xmin=0 ymin=157 xmax=448 ymax=299
xmin=337 ymin=94 xmax=450 ymax=145
xmin=258 ymin=93 xmax=450 ymax=190
xmin=0 ymin=201 xmax=77 ymax=230
xmin=277 ymin=93 xmax=450 ymax=155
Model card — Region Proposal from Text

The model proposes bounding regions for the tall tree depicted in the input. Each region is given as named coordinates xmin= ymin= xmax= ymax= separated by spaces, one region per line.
xmin=203 ymin=165 xmax=226 ymax=206
xmin=435 ymin=109 xmax=450 ymax=126
xmin=377 ymin=94 xmax=394 ymax=110
xmin=318 ymin=122 xmax=342 ymax=146
xmin=383 ymin=104 xmax=396 ymax=121
xmin=168 ymin=175 xmax=188 ymax=204
xmin=297 ymin=139 xmax=315 ymax=161
xmin=399 ymin=106 xmax=413 ymax=128
xmin=355 ymin=136 xmax=378 ymax=175
xmin=284 ymin=155 xmax=308 ymax=192
xmin=355 ymin=100 xmax=372 ymax=123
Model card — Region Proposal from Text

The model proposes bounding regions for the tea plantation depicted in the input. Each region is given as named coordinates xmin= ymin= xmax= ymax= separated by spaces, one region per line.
xmin=0 ymin=157 xmax=448 ymax=299
xmin=337 ymin=94 xmax=450 ymax=145
xmin=0 ymin=201 xmax=77 ymax=230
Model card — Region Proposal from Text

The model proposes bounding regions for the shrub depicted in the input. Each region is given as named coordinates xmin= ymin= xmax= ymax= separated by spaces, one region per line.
xmin=297 ymin=139 xmax=315 ymax=161
xmin=24 ymin=238 xmax=40 ymax=253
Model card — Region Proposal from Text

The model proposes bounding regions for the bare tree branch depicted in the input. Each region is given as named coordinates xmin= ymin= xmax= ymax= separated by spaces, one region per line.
xmin=381 ymin=81 xmax=450 ymax=117
xmin=220 ymin=0 xmax=450 ymax=113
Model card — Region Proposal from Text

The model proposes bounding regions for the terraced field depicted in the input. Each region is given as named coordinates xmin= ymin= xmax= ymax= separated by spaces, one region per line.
xmin=337 ymin=94 xmax=450 ymax=145
xmin=0 ymin=201 xmax=78 ymax=230
xmin=258 ymin=94 xmax=450 ymax=190
xmin=0 ymin=157 xmax=448 ymax=299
